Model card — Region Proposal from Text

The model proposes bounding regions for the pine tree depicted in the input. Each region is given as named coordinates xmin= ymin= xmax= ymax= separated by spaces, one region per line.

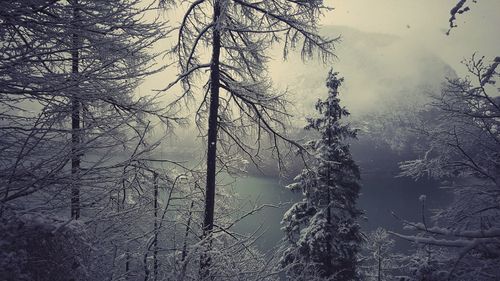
xmin=280 ymin=70 xmax=362 ymax=281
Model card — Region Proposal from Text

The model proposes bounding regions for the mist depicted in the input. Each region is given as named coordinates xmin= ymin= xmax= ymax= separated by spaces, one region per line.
xmin=1 ymin=1 xmax=499 ymax=281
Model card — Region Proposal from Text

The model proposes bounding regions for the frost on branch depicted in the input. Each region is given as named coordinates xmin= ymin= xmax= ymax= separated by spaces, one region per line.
xmin=395 ymin=55 xmax=500 ymax=281
xmin=447 ymin=0 xmax=477 ymax=35
xmin=279 ymin=71 xmax=362 ymax=281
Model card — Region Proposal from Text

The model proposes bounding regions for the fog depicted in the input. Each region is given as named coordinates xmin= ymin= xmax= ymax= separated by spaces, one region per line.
xmin=145 ymin=1 xmax=499 ymax=252
xmin=2 ymin=1 xmax=498 ymax=280
xmin=149 ymin=25 xmax=460 ymax=255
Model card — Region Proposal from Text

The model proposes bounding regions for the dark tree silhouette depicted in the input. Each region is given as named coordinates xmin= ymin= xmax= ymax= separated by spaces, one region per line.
xmin=160 ymin=0 xmax=336 ymax=277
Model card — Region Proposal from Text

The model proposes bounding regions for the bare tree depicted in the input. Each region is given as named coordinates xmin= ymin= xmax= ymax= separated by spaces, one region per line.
xmin=361 ymin=228 xmax=398 ymax=281
xmin=159 ymin=0 xmax=335 ymax=277
xmin=0 ymin=0 xmax=173 ymax=215
xmin=393 ymin=55 xmax=500 ymax=281
xmin=70 ymin=0 xmax=82 ymax=219
xmin=0 ymin=1 xmax=188 ymax=279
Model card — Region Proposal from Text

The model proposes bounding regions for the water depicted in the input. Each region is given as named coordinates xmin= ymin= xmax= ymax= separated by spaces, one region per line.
xmin=231 ymin=176 xmax=299 ymax=251
xmin=231 ymin=139 xmax=450 ymax=252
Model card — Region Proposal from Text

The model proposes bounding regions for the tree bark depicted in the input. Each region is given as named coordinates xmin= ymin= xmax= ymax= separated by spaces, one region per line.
xmin=377 ymin=244 xmax=382 ymax=281
xmin=179 ymin=200 xmax=194 ymax=281
xmin=153 ymin=172 xmax=158 ymax=281
xmin=200 ymin=0 xmax=221 ymax=278
xmin=70 ymin=0 xmax=81 ymax=220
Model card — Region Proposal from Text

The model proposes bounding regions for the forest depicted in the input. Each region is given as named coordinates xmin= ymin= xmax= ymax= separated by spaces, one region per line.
xmin=0 ymin=0 xmax=499 ymax=280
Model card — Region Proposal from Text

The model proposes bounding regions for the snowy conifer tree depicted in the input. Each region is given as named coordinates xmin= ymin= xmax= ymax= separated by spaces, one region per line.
xmin=280 ymin=71 xmax=362 ymax=281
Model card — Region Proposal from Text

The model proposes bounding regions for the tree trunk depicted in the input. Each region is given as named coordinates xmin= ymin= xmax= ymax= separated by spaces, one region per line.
xmin=153 ymin=172 xmax=158 ymax=281
xmin=179 ymin=201 xmax=194 ymax=281
xmin=324 ymin=97 xmax=334 ymax=277
xmin=377 ymin=244 xmax=382 ymax=281
xmin=125 ymin=249 xmax=130 ymax=280
xmin=70 ymin=0 xmax=81 ymax=220
xmin=200 ymin=0 xmax=221 ymax=279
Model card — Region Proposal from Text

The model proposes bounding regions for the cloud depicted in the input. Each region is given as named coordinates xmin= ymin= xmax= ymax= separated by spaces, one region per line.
xmin=268 ymin=26 xmax=456 ymax=125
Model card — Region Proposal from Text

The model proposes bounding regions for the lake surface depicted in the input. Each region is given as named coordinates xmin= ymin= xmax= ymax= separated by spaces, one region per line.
xmin=231 ymin=140 xmax=450 ymax=252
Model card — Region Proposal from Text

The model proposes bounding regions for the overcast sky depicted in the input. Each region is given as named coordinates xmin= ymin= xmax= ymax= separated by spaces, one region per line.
xmin=142 ymin=0 xmax=500 ymax=116
xmin=322 ymin=0 xmax=500 ymax=71
xmin=147 ymin=0 xmax=499 ymax=86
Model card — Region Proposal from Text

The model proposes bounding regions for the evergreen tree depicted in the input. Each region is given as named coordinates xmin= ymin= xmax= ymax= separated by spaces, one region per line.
xmin=280 ymin=70 xmax=362 ymax=281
